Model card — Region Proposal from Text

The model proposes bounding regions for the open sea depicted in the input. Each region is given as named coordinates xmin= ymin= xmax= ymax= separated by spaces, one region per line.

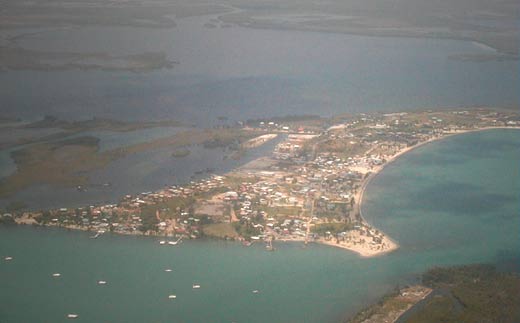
xmin=1 ymin=129 xmax=518 ymax=323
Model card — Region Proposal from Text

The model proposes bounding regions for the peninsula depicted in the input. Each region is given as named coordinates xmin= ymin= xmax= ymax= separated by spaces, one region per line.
xmin=3 ymin=107 xmax=519 ymax=257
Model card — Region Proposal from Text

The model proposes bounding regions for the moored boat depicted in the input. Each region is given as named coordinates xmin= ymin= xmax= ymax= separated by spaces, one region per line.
xmin=168 ymin=237 xmax=183 ymax=246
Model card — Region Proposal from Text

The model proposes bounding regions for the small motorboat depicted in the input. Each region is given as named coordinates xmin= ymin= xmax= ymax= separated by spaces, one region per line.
xmin=168 ymin=294 xmax=177 ymax=299
xmin=159 ymin=240 xmax=166 ymax=245
xmin=67 ymin=314 xmax=79 ymax=319
xmin=4 ymin=256 xmax=13 ymax=261
xmin=164 ymin=269 xmax=172 ymax=272
xmin=52 ymin=273 xmax=61 ymax=277
xmin=192 ymin=284 xmax=201 ymax=289
xmin=97 ymin=280 xmax=107 ymax=285
xmin=252 ymin=290 xmax=259 ymax=294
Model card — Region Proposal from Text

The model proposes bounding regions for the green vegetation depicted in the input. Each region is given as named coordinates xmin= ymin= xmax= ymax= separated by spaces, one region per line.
xmin=202 ymin=223 xmax=239 ymax=239
xmin=252 ymin=114 xmax=320 ymax=123
xmin=232 ymin=222 xmax=261 ymax=240
xmin=171 ymin=147 xmax=191 ymax=158
xmin=0 ymin=136 xmax=112 ymax=197
xmin=257 ymin=205 xmax=300 ymax=218
xmin=141 ymin=196 xmax=196 ymax=220
xmin=347 ymin=264 xmax=520 ymax=323
xmin=316 ymin=139 xmax=370 ymax=158
xmin=0 ymin=214 xmax=15 ymax=224
xmin=407 ymin=264 xmax=520 ymax=323
xmin=347 ymin=286 xmax=406 ymax=323
xmin=311 ymin=222 xmax=352 ymax=235
xmin=25 ymin=115 xmax=183 ymax=132
xmin=202 ymin=129 xmax=260 ymax=149
xmin=223 ymin=175 xmax=260 ymax=189
xmin=0 ymin=125 xmax=260 ymax=198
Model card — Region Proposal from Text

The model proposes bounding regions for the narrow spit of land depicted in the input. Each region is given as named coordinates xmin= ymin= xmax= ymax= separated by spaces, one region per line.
xmin=4 ymin=108 xmax=520 ymax=258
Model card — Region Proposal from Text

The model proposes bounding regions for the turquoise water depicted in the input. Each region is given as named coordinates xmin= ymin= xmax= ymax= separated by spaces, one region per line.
xmin=363 ymin=129 xmax=520 ymax=267
xmin=1 ymin=129 xmax=519 ymax=322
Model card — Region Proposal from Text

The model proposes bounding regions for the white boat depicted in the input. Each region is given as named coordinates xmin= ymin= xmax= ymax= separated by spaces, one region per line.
xmin=67 ymin=314 xmax=79 ymax=319
xmin=252 ymin=290 xmax=259 ymax=294
xmin=168 ymin=294 xmax=177 ymax=299
xmin=159 ymin=240 xmax=166 ymax=245
xmin=192 ymin=284 xmax=201 ymax=289
xmin=97 ymin=280 xmax=107 ymax=285
xmin=52 ymin=273 xmax=61 ymax=277
xmin=4 ymin=256 xmax=13 ymax=261
xmin=164 ymin=269 xmax=172 ymax=272
xmin=168 ymin=237 xmax=183 ymax=246
xmin=266 ymin=239 xmax=274 ymax=251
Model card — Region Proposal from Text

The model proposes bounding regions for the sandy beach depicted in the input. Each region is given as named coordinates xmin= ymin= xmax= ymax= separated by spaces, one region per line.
xmin=314 ymin=235 xmax=398 ymax=257
xmin=235 ymin=126 xmax=520 ymax=258
xmin=9 ymin=123 xmax=519 ymax=258
xmin=351 ymin=126 xmax=520 ymax=257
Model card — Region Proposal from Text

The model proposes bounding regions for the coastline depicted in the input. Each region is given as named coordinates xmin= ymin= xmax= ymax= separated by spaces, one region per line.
xmin=7 ymin=115 xmax=520 ymax=258
xmin=358 ymin=126 xmax=520 ymax=218
xmin=346 ymin=263 xmax=520 ymax=323
xmin=354 ymin=126 xmax=520 ymax=256
xmin=345 ymin=285 xmax=433 ymax=323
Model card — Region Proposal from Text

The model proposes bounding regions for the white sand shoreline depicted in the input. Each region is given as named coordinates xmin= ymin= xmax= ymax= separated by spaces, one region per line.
xmin=355 ymin=126 xmax=520 ymax=256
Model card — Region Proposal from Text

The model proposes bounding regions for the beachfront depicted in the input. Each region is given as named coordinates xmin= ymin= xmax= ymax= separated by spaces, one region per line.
xmin=5 ymin=108 xmax=520 ymax=258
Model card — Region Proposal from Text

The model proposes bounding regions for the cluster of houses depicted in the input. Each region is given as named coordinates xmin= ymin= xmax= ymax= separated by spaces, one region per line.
xmin=6 ymin=108 xmax=519 ymax=244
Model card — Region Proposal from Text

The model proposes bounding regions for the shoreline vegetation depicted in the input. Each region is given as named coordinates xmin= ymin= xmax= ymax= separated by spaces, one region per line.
xmin=2 ymin=107 xmax=520 ymax=259
xmin=0 ymin=120 xmax=263 ymax=198
xmin=346 ymin=264 xmax=520 ymax=323
xmin=1 ymin=0 xmax=517 ymax=70
xmin=0 ymin=46 xmax=178 ymax=72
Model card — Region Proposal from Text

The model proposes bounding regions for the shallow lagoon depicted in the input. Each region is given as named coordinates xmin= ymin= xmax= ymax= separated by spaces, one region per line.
xmin=1 ymin=15 xmax=518 ymax=123
xmin=0 ymin=132 xmax=284 ymax=210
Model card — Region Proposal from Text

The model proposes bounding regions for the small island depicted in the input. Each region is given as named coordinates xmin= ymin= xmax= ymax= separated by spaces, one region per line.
xmin=2 ymin=107 xmax=519 ymax=257
xmin=171 ymin=147 xmax=191 ymax=158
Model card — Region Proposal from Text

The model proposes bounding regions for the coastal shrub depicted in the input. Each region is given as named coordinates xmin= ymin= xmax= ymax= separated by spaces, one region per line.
xmin=311 ymin=222 xmax=352 ymax=235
